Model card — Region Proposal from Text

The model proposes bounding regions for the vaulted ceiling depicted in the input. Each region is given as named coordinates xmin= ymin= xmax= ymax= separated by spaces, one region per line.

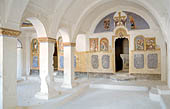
xmin=1 ymin=0 xmax=170 ymax=42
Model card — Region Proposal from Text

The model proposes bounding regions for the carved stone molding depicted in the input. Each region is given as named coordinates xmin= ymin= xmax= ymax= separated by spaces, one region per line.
xmin=63 ymin=42 xmax=76 ymax=47
xmin=38 ymin=37 xmax=56 ymax=43
xmin=0 ymin=28 xmax=21 ymax=37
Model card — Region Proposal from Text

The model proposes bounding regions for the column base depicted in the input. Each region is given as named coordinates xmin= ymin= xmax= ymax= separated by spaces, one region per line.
xmin=35 ymin=88 xmax=59 ymax=100
xmin=61 ymin=82 xmax=77 ymax=89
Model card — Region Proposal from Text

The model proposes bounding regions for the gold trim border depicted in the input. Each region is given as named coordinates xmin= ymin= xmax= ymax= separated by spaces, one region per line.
xmin=38 ymin=37 xmax=56 ymax=43
xmin=0 ymin=28 xmax=21 ymax=37
xmin=63 ymin=42 xmax=76 ymax=47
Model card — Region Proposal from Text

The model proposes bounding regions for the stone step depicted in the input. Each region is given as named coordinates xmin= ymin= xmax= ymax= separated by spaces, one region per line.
xmin=157 ymin=86 xmax=170 ymax=95
xmin=149 ymin=87 xmax=160 ymax=102
xmin=160 ymin=95 xmax=170 ymax=109
xmin=90 ymin=83 xmax=148 ymax=91
xmin=110 ymin=74 xmax=136 ymax=81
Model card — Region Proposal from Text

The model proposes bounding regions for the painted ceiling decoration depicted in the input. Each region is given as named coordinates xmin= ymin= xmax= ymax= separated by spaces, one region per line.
xmin=94 ymin=11 xmax=150 ymax=33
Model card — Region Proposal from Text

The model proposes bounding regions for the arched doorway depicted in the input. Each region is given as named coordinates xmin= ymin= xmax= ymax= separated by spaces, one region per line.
xmin=53 ymin=42 xmax=58 ymax=71
xmin=115 ymin=38 xmax=129 ymax=72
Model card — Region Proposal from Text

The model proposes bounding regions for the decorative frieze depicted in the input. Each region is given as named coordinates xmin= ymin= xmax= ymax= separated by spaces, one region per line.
xmin=0 ymin=28 xmax=21 ymax=37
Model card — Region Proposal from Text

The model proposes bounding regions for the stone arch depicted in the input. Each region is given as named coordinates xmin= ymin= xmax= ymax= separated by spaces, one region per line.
xmin=26 ymin=17 xmax=48 ymax=38
xmin=17 ymin=39 xmax=23 ymax=48
xmin=71 ymin=0 xmax=166 ymax=43
xmin=58 ymin=28 xmax=71 ymax=42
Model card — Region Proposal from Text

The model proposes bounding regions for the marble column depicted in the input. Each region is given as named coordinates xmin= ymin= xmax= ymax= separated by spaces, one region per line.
xmin=17 ymin=47 xmax=23 ymax=80
xmin=35 ymin=37 xmax=57 ymax=99
xmin=62 ymin=42 xmax=76 ymax=89
xmin=0 ymin=28 xmax=21 ymax=109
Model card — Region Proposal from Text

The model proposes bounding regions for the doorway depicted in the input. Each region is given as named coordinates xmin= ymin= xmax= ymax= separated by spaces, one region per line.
xmin=115 ymin=38 xmax=129 ymax=72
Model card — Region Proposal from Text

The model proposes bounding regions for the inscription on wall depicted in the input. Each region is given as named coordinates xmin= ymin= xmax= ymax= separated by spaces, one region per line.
xmin=91 ymin=55 xmax=99 ymax=69
xmin=134 ymin=54 xmax=144 ymax=69
xmin=102 ymin=55 xmax=110 ymax=69
xmin=147 ymin=54 xmax=158 ymax=69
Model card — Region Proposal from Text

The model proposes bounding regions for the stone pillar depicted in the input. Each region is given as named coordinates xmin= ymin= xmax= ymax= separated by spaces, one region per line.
xmin=17 ymin=47 xmax=23 ymax=80
xmin=168 ymin=44 xmax=170 ymax=88
xmin=35 ymin=37 xmax=57 ymax=99
xmin=25 ymin=37 xmax=31 ymax=77
xmin=62 ymin=42 xmax=76 ymax=89
xmin=0 ymin=28 xmax=21 ymax=109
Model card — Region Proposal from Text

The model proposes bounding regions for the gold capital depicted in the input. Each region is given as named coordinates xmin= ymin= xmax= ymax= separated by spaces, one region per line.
xmin=0 ymin=28 xmax=21 ymax=37
xmin=63 ymin=42 xmax=76 ymax=47
xmin=38 ymin=37 xmax=56 ymax=43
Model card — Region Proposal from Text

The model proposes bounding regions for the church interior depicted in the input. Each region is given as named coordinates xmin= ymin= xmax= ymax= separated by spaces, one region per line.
xmin=1 ymin=0 xmax=170 ymax=109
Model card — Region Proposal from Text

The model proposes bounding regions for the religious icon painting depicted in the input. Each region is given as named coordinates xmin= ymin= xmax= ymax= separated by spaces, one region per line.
xmin=90 ymin=38 xmax=98 ymax=52
xmin=129 ymin=16 xmax=136 ymax=29
xmin=100 ymin=38 xmax=109 ymax=51
xmin=134 ymin=36 xmax=144 ymax=51
xmin=145 ymin=38 xmax=156 ymax=50
xmin=32 ymin=39 xmax=39 ymax=53
xmin=58 ymin=37 xmax=64 ymax=52
xmin=103 ymin=18 xmax=110 ymax=30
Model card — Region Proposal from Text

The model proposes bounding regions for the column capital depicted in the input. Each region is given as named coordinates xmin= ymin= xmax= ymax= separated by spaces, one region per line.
xmin=0 ymin=27 xmax=21 ymax=37
xmin=38 ymin=37 xmax=56 ymax=43
xmin=63 ymin=42 xmax=76 ymax=47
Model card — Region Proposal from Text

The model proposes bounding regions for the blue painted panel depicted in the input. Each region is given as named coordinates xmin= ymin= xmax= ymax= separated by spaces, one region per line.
xmin=60 ymin=56 xmax=64 ymax=68
xmin=74 ymin=56 xmax=76 ymax=68
xmin=32 ymin=56 xmax=39 ymax=67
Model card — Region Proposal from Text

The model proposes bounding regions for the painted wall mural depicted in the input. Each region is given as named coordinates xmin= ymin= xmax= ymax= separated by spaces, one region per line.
xmin=135 ymin=36 xmax=145 ymax=51
xmin=100 ymin=38 xmax=109 ymax=51
xmin=134 ymin=54 xmax=144 ymax=69
xmin=94 ymin=11 xmax=150 ymax=33
xmin=104 ymin=18 xmax=111 ymax=30
xmin=147 ymin=54 xmax=158 ymax=69
xmin=91 ymin=55 xmax=99 ymax=69
xmin=90 ymin=38 xmax=98 ymax=52
xmin=102 ymin=55 xmax=110 ymax=69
